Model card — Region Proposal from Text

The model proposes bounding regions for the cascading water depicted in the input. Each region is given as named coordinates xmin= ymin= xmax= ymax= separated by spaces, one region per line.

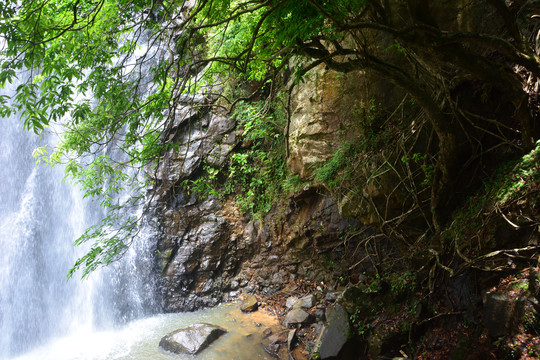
xmin=0 ymin=17 xmax=173 ymax=356
xmin=0 ymin=75 xmax=281 ymax=360
xmin=0 ymin=76 xmax=160 ymax=358
xmin=0 ymin=81 xmax=91 ymax=357
xmin=0 ymin=18 xmax=278 ymax=359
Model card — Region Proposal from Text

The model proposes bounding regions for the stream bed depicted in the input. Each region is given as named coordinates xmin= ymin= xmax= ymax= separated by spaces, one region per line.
xmin=10 ymin=303 xmax=279 ymax=360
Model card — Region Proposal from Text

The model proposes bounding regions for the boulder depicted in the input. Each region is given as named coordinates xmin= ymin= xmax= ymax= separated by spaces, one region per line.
xmin=268 ymin=331 xmax=289 ymax=345
xmin=338 ymin=285 xmax=372 ymax=315
xmin=286 ymin=296 xmax=299 ymax=309
xmin=284 ymin=308 xmax=313 ymax=328
xmin=313 ymin=309 xmax=326 ymax=322
xmin=298 ymin=294 xmax=316 ymax=309
xmin=159 ymin=323 xmax=227 ymax=355
xmin=313 ymin=303 xmax=350 ymax=359
xmin=483 ymin=292 xmax=526 ymax=338
xmin=241 ymin=294 xmax=259 ymax=312
xmin=324 ymin=292 xmax=340 ymax=302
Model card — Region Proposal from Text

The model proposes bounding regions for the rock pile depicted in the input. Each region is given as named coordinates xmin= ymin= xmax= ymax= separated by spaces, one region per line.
xmin=260 ymin=292 xmax=354 ymax=360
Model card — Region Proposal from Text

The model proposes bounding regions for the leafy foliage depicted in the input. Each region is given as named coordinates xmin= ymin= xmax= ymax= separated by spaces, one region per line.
xmin=2 ymin=0 xmax=540 ymax=276
xmin=496 ymin=142 xmax=540 ymax=205
xmin=0 ymin=0 xmax=183 ymax=277
xmin=184 ymin=98 xmax=289 ymax=218
xmin=314 ymin=141 xmax=363 ymax=189
xmin=442 ymin=141 xmax=540 ymax=267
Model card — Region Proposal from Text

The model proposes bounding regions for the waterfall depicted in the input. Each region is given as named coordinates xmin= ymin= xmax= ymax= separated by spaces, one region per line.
xmin=0 ymin=77 xmax=159 ymax=359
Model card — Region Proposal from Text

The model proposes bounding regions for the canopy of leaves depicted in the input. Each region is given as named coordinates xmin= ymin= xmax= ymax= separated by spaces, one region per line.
xmin=0 ymin=0 xmax=369 ymax=277
xmin=1 ymin=0 xmax=539 ymax=276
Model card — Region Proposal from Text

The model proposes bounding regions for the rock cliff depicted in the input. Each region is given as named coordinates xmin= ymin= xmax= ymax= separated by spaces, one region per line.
xmin=142 ymin=5 xmax=540 ymax=356
xmin=145 ymin=68 xmax=384 ymax=311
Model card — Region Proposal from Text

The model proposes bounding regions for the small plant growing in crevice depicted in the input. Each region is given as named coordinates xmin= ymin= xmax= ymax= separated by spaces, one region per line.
xmin=182 ymin=97 xmax=292 ymax=220
xmin=353 ymin=97 xmax=381 ymax=136
xmin=314 ymin=141 xmax=362 ymax=189
xmin=401 ymin=152 xmax=434 ymax=187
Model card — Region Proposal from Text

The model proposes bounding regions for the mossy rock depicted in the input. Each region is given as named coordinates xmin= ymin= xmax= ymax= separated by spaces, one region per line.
xmin=240 ymin=294 xmax=259 ymax=312
xmin=367 ymin=322 xmax=410 ymax=357
xmin=338 ymin=283 xmax=386 ymax=317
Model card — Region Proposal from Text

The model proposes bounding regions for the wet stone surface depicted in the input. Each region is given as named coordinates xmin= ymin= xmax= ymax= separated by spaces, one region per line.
xmin=159 ymin=323 xmax=227 ymax=355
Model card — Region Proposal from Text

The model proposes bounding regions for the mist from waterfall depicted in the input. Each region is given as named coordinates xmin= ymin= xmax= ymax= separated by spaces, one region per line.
xmin=0 ymin=76 xmax=160 ymax=359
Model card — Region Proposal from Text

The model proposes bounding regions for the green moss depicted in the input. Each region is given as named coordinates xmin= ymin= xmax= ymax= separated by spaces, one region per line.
xmin=314 ymin=141 xmax=363 ymax=189
xmin=352 ymin=97 xmax=381 ymax=136
xmin=496 ymin=142 xmax=540 ymax=205
xmin=159 ymin=249 xmax=173 ymax=272
xmin=444 ymin=141 xmax=540 ymax=242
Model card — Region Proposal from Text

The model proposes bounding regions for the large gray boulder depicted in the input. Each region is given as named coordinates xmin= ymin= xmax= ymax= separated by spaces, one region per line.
xmin=298 ymin=294 xmax=316 ymax=309
xmin=159 ymin=323 xmax=227 ymax=355
xmin=314 ymin=303 xmax=351 ymax=359
xmin=284 ymin=308 xmax=312 ymax=328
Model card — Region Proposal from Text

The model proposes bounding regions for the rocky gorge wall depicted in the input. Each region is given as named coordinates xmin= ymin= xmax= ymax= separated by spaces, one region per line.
xmin=133 ymin=2 xmax=540 ymax=358
xmin=142 ymin=0 xmax=461 ymax=314
xmin=143 ymin=65 xmax=386 ymax=312
xmin=142 ymin=0 xmax=540 ymax=326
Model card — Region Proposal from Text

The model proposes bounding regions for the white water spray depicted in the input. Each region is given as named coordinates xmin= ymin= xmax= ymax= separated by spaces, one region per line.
xmin=0 ymin=76 xmax=159 ymax=359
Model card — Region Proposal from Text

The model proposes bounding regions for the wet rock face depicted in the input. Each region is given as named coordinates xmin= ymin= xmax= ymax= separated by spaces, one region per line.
xmin=157 ymin=195 xmax=248 ymax=312
xmin=149 ymin=97 xmax=374 ymax=312
xmin=150 ymin=105 xmax=248 ymax=312
xmin=159 ymin=323 xmax=227 ymax=355
xmin=153 ymin=110 xmax=236 ymax=184
xmin=155 ymin=184 xmax=368 ymax=312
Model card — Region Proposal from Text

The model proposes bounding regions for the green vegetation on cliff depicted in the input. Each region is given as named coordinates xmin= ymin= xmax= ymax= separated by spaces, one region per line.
xmin=183 ymin=98 xmax=292 ymax=218
xmin=0 ymin=0 xmax=539 ymax=280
